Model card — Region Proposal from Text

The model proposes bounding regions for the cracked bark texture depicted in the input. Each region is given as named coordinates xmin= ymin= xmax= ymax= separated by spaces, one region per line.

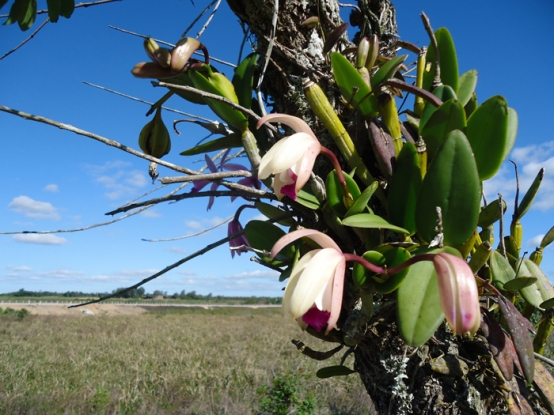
xmin=225 ymin=1 xmax=554 ymax=413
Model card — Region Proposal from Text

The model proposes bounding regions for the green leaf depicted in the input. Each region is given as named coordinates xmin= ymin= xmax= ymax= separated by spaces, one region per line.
xmin=502 ymin=108 xmax=518 ymax=161
xmin=373 ymin=247 xmax=411 ymax=294
xmin=522 ymin=259 xmax=554 ymax=306
xmin=423 ymin=27 xmax=459 ymax=93
xmin=342 ymin=213 xmax=409 ymax=234
xmin=59 ymin=0 xmax=74 ymax=18
xmin=420 ymin=99 xmax=467 ymax=162
xmin=540 ymin=226 xmax=554 ymax=249
xmin=416 ymin=130 xmax=481 ymax=247
xmin=370 ymin=55 xmax=408 ymax=89
xmin=244 ymin=220 xmax=294 ymax=265
xmin=232 ymin=53 xmax=258 ymax=110
xmin=325 ymin=170 xmax=361 ymax=218
xmin=331 ymin=52 xmax=379 ymax=118
xmin=46 ymin=0 xmax=60 ymax=22
xmin=344 ymin=181 xmax=378 ymax=218
xmin=316 ymin=365 xmax=355 ymax=378
xmin=295 ymin=188 xmax=321 ymax=210
xmin=254 ymin=201 xmax=296 ymax=227
xmin=4 ymin=0 xmax=25 ymax=26
xmin=397 ymin=251 xmax=444 ymax=346
xmin=163 ymin=73 xmax=206 ymax=105
xmin=352 ymin=250 xmax=384 ymax=288
xmin=18 ymin=0 xmax=35 ymax=31
xmin=516 ymin=168 xmax=544 ymax=221
xmin=180 ymin=133 xmax=242 ymax=156
xmin=189 ymin=70 xmax=248 ymax=132
xmin=419 ymin=85 xmax=457 ymax=132
xmin=516 ymin=259 xmax=544 ymax=308
xmin=457 ymin=69 xmax=478 ymax=106
xmin=464 ymin=92 xmax=478 ymax=118
xmin=503 ymin=277 xmax=538 ymax=291
xmin=387 ymin=142 xmax=421 ymax=235
xmin=540 ymin=297 xmax=554 ymax=310
xmin=466 ymin=95 xmax=509 ymax=180
xmin=477 ymin=199 xmax=507 ymax=228
xmin=0 ymin=0 xmax=10 ymax=10
xmin=489 ymin=250 xmax=515 ymax=289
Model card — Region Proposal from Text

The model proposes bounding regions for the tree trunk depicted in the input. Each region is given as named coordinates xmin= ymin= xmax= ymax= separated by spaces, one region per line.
xmin=226 ymin=1 xmax=554 ymax=413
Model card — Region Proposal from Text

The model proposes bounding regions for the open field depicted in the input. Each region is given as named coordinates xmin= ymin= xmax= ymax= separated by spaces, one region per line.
xmin=0 ymin=305 xmax=374 ymax=415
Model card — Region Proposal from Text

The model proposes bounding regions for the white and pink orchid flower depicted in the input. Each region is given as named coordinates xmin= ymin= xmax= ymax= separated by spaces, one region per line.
xmin=433 ymin=253 xmax=480 ymax=336
xmin=271 ymin=229 xmax=345 ymax=334
xmin=257 ymin=114 xmax=321 ymax=200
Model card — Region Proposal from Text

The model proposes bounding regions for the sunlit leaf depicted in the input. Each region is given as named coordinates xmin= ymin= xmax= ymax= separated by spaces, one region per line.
xmin=326 ymin=170 xmax=361 ymax=218
xmin=342 ymin=214 xmax=409 ymax=234
xmin=423 ymin=27 xmax=459 ymax=93
xmin=180 ymin=133 xmax=242 ymax=156
xmin=457 ymin=69 xmax=477 ymax=106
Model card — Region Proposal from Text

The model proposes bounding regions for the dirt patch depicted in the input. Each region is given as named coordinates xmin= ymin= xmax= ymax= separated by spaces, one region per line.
xmin=1 ymin=303 xmax=148 ymax=316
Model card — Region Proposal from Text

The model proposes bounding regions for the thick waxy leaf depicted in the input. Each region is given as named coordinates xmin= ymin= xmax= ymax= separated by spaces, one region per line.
xmin=540 ymin=226 xmax=554 ymax=249
xmin=503 ymin=277 xmax=538 ymax=291
xmin=232 ymin=53 xmax=258 ymax=109
xmin=540 ymin=297 xmax=554 ymax=310
xmin=416 ymin=130 xmax=481 ymax=247
xmin=59 ymin=0 xmax=74 ymax=18
xmin=244 ymin=220 xmax=294 ymax=264
xmin=516 ymin=259 xmax=550 ymax=308
xmin=419 ymin=85 xmax=457 ymax=132
xmin=46 ymin=0 xmax=60 ymax=22
xmin=352 ymin=251 xmax=384 ymax=288
xmin=464 ymin=92 xmax=478 ymax=118
xmin=477 ymin=199 xmax=507 ymax=228
xmin=189 ymin=70 xmax=248 ymax=131
xmin=373 ymin=247 xmax=411 ymax=294
xmin=489 ymin=250 xmax=515 ymax=289
xmin=423 ymin=27 xmax=459 ymax=93
xmin=342 ymin=213 xmax=409 ymax=234
xmin=497 ymin=296 xmax=535 ymax=385
xmin=503 ymin=108 xmax=518 ymax=161
xmin=466 ymin=95 xmax=509 ymax=180
xmin=387 ymin=142 xmax=421 ymax=235
xmin=7 ymin=0 xmax=36 ymax=30
xmin=295 ymin=188 xmax=320 ymax=210
xmin=457 ymin=69 xmax=477 ymax=106
xmin=316 ymin=365 xmax=355 ymax=378
xmin=180 ymin=133 xmax=242 ymax=155
xmin=516 ymin=168 xmax=545 ymax=221
xmin=420 ymin=99 xmax=467 ymax=161
xmin=397 ymin=250 xmax=445 ymax=346
xmin=370 ymin=55 xmax=408 ymax=89
xmin=254 ymin=201 xmax=296 ymax=227
xmin=331 ymin=52 xmax=379 ymax=118
xmin=344 ymin=181 xmax=378 ymax=218
xmin=326 ymin=170 xmax=361 ymax=218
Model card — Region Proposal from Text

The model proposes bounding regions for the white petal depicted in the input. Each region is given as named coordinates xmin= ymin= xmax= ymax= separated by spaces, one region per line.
xmin=258 ymin=138 xmax=289 ymax=179
xmin=264 ymin=133 xmax=318 ymax=175
xmin=289 ymin=248 xmax=342 ymax=319
xmin=282 ymin=250 xmax=320 ymax=317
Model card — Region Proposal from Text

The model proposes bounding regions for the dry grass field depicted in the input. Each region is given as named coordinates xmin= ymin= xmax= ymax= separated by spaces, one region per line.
xmin=0 ymin=306 xmax=375 ymax=415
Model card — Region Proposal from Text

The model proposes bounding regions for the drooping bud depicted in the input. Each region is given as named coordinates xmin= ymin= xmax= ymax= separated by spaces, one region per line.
xmin=144 ymin=37 xmax=161 ymax=62
xmin=131 ymin=62 xmax=173 ymax=79
xmin=138 ymin=107 xmax=171 ymax=159
xmin=356 ymin=37 xmax=369 ymax=68
xmin=170 ymin=37 xmax=204 ymax=74
xmin=433 ymin=253 xmax=480 ymax=336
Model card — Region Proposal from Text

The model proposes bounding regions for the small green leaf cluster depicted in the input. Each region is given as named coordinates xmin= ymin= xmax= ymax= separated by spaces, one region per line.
xmin=257 ymin=373 xmax=315 ymax=415
xmin=2 ymin=0 xmax=74 ymax=31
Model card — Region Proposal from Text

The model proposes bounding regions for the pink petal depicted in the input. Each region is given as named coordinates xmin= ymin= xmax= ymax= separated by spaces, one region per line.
xmin=325 ymin=258 xmax=345 ymax=334
xmin=282 ymin=250 xmax=320 ymax=317
xmin=257 ymin=114 xmax=317 ymax=139
xmin=270 ymin=229 xmax=342 ymax=259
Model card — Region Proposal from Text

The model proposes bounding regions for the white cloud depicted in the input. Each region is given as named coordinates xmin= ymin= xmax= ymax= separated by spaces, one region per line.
xmin=486 ymin=141 xmax=554 ymax=212
xmin=140 ymin=209 xmax=161 ymax=218
xmin=13 ymin=234 xmax=67 ymax=245
xmin=177 ymin=270 xmax=197 ymax=276
xmin=83 ymin=161 xmax=147 ymax=200
xmin=224 ymin=270 xmax=280 ymax=280
xmin=168 ymin=246 xmax=187 ymax=254
xmin=7 ymin=265 xmax=32 ymax=271
xmin=43 ymin=184 xmax=59 ymax=193
xmin=185 ymin=220 xmax=202 ymax=229
xmin=8 ymin=196 xmax=61 ymax=220
xmin=527 ymin=234 xmax=545 ymax=248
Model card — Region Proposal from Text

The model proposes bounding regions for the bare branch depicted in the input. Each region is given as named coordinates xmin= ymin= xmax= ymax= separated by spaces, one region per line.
xmin=159 ymin=170 xmax=252 ymax=185
xmin=0 ymin=0 xmax=121 ymax=18
xmin=108 ymin=25 xmax=235 ymax=68
xmin=0 ymin=105 xmax=200 ymax=176
xmin=69 ymin=228 xmax=246 ymax=308
xmin=142 ymin=214 xmax=234 ymax=242
xmin=197 ymin=0 xmax=222 ymax=39
xmin=256 ymin=0 xmax=278 ymax=93
xmin=0 ymin=18 xmax=50 ymax=60
xmin=82 ymin=81 xmax=218 ymax=123
xmin=105 ymin=189 xmax=274 ymax=216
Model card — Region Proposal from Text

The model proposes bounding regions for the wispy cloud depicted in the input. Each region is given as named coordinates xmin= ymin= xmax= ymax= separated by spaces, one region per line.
xmin=185 ymin=220 xmax=202 ymax=229
xmin=83 ymin=161 xmax=147 ymax=200
xmin=140 ymin=209 xmax=161 ymax=218
xmin=43 ymin=184 xmax=59 ymax=193
xmin=7 ymin=265 xmax=32 ymax=272
xmin=13 ymin=234 xmax=67 ymax=245
xmin=168 ymin=246 xmax=187 ymax=254
xmin=527 ymin=234 xmax=545 ymax=248
xmin=8 ymin=196 xmax=61 ymax=220
xmin=224 ymin=270 xmax=280 ymax=280
xmin=485 ymin=141 xmax=554 ymax=211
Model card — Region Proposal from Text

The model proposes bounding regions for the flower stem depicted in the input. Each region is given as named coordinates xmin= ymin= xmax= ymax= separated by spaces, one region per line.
xmin=319 ymin=146 xmax=353 ymax=204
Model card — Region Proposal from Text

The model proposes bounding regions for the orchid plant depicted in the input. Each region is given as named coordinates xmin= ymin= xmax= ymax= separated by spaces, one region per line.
xmin=127 ymin=18 xmax=554 ymax=398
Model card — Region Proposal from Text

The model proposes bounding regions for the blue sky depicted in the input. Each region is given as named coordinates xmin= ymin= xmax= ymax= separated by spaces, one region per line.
xmin=1 ymin=0 xmax=553 ymax=296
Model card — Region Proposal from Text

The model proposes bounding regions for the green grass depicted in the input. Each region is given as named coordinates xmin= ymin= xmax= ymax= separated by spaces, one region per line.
xmin=0 ymin=308 xmax=374 ymax=414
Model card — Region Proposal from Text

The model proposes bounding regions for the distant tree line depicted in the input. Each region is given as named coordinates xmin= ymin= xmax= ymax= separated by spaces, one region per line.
xmin=0 ymin=288 xmax=281 ymax=304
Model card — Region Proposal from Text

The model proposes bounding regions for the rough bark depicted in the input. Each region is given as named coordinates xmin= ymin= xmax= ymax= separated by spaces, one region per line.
xmin=226 ymin=1 xmax=554 ymax=413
